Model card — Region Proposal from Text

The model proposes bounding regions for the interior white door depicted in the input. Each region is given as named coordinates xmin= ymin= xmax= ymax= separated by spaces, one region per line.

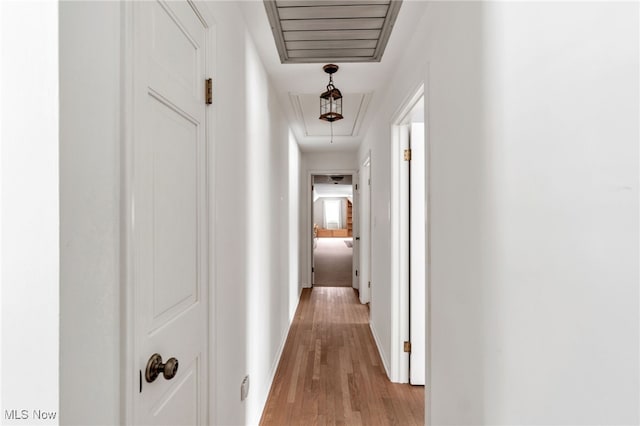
xmin=359 ymin=158 xmax=371 ymax=305
xmin=352 ymin=172 xmax=360 ymax=290
xmin=132 ymin=1 xmax=209 ymax=424
xmin=409 ymin=122 xmax=426 ymax=385
xmin=312 ymin=181 xmax=316 ymax=286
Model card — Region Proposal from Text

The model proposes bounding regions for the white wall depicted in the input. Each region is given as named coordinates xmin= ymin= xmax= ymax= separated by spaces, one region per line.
xmin=56 ymin=2 xmax=302 ymax=425
xmin=1 ymin=1 xmax=59 ymax=422
xmin=59 ymin=2 xmax=121 ymax=424
xmin=300 ymin=151 xmax=357 ymax=287
xmin=303 ymin=151 xmax=357 ymax=172
xmin=360 ymin=1 xmax=639 ymax=424
xmin=288 ymin=130 xmax=302 ymax=320
xmin=356 ymin=45 xmax=426 ymax=383
xmin=210 ymin=3 xmax=302 ymax=424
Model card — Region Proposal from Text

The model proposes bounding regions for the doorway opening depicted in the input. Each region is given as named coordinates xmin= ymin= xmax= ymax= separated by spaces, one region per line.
xmin=390 ymin=83 xmax=428 ymax=386
xmin=405 ymin=95 xmax=426 ymax=386
xmin=311 ymin=174 xmax=354 ymax=288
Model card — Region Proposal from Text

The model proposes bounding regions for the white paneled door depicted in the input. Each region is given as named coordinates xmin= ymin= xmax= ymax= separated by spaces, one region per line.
xmin=352 ymin=171 xmax=360 ymax=290
xmin=132 ymin=1 xmax=209 ymax=424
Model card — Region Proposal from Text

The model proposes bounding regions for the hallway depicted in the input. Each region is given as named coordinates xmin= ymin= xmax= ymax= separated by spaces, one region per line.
xmin=4 ymin=1 xmax=638 ymax=424
xmin=260 ymin=287 xmax=424 ymax=425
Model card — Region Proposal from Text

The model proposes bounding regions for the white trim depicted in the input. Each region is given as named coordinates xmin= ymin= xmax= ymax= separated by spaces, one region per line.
xmin=391 ymin=81 xmax=425 ymax=125
xmin=198 ymin=3 xmax=218 ymax=425
xmin=389 ymin=123 xmax=408 ymax=383
xmin=352 ymin=169 xmax=360 ymax=290
xmin=305 ymin=168 xmax=357 ymax=289
xmin=351 ymin=93 xmax=372 ymax=137
xmin=255 ymin=288 xmax=303 ymax=424
xmin=357 ymin=151 xmax=371 ymax=305
xmin=120 ymin=2 xmax=135 ymax=423
xmin=369 ymin=321 xmax=390 ymax=378
xmin=424 ymin=64 xmax=432 ymax=426
xmin=389 ymin=82 xmax=425 ymax=384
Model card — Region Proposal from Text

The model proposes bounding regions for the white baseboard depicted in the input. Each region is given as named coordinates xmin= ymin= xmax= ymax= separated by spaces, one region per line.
xmin=253 ymin=291 xmax=302 ymax=424
xmin=252 ymin=329 xmax=288 ymax=424
xmin=369 ymin=321 xmax=391 ymax=379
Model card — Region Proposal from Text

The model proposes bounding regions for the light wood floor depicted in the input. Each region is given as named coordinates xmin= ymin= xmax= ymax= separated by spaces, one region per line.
xmin=260 ymin=287 xmax=424 ymax=426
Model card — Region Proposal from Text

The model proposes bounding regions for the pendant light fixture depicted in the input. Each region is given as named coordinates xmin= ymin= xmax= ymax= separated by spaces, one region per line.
xmin=319 ymin=64 xmax=343 ymax=143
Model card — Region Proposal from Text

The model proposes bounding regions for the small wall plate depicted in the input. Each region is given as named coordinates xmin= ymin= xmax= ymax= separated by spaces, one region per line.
xmin=240 ymin=375 xmax=250 ymax=401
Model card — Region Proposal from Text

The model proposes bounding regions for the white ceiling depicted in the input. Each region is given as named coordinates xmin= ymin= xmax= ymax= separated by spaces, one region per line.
xmin=314 ymin=183 xmax=353 ymax=201
xmin=290 ymin=92 xmax=371 ymax=138
xmin=313 ymin=174 xmax=353 ymax=200
xmin=239 ymin=1 xmax=429 ymax=153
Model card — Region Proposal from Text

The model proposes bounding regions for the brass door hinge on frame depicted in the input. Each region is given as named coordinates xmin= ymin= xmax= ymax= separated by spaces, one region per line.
xmin=404 ymin=341 xmax=411 ymax=353
xmin=404 ymin=149 xmax=412 ymax=161
xmin=205 ymin=78 xmax=213 ymax=105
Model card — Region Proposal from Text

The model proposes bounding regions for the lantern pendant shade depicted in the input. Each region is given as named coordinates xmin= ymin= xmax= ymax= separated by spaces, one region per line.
xmin=319 ymin=64 xmax=343 ymax=123
xmin=320 ymin=87 xmax=343 ymax=122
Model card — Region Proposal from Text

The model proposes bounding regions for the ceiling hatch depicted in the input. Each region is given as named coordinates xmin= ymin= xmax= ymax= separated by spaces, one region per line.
xmin=264 ymin=1 xmax=403 ymax=64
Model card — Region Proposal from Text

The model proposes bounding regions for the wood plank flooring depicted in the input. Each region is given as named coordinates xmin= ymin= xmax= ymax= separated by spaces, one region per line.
xmin=260 ymin=287 xmax=424 ymax=426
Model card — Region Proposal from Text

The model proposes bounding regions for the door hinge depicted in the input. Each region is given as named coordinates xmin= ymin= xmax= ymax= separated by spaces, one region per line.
xmin=404 ymin=149 xmax=412 ymax=161
xmin=205 ymin=78 xmax=213 ymax=105
xmin=355 ymin=184 xmax=358 ymax=190
xmin=368 ymin=178 xmax=371 ymax=186
xmin=404 ymin=341 xmax=412 ymax=353
xmin=355 ymin=270 xmax=358 ymax=276
xmin=312 ymin=267 xmax=314 ymax=273
xmin=368 ymin=281 xmax=371 ymax=288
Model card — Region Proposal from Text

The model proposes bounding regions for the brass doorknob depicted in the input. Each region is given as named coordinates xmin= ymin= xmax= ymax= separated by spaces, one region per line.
xmin=145 ymin=353 xmax=179 ymax=383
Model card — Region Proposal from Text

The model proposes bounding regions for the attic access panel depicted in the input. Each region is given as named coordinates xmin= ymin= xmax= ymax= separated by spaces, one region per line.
xmin=264 ymin=0 xmax=403 ymax=63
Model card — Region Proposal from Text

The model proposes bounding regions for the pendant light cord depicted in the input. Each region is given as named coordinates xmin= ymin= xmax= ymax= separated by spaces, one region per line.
xmin=330 ymin=121 xmax=334 ymax=144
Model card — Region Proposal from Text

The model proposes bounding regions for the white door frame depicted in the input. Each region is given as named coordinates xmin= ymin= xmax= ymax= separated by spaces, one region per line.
xmin=389 ymin=82 xmax=429 ymax=384
xmin=352 ymin=170 xmax=360 ymax=290
xmin=409 ymin=120 xmax=426 ymax=385
xmin=358 ymin=154 xmax=372 ymax=305
xmin=121 ymin=2 xmax=217 ymax=423
xmin=306 ymin=169 xmax=356 ymax=289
